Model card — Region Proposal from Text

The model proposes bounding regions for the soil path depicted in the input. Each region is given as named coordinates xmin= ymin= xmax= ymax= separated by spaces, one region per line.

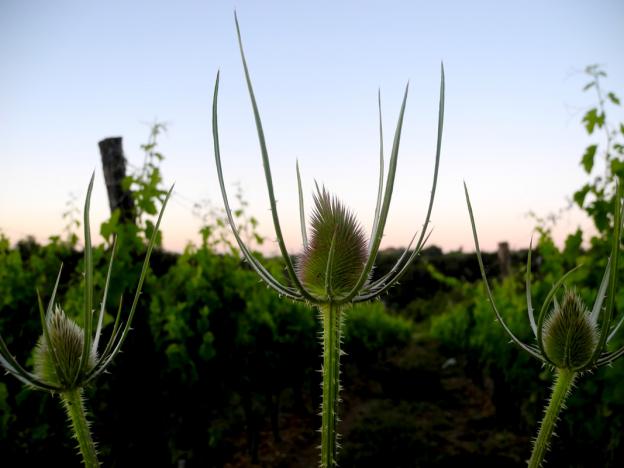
xmin=224 ymin=335 xmax=527 ymax=467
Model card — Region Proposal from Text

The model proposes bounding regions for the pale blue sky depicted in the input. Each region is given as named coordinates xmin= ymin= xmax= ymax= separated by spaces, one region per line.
xmin=1 ymin=0 xmax=623 ymax=254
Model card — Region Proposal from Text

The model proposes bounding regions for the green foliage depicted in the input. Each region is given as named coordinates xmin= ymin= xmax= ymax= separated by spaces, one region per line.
xmin=581 ymin=144 xmax=598 ymax=173
xmin=146 ymin=241 xmax=320 ymax=464
xmin=431 ymin=275 xmax=538 ymax=385
xmin=344 ymin=302 xmax=413 ymax=360
xmin=0 ymin=232 xmax=80 ymax=461
xmin=431 ymin=220 xmax=624 ymax=465
xmin=149 ymin=246 xmax=316 ymax=383
xmin=127 ymin=123 xmax=169 ymax=221
xmin=101 ymin=122 xmax=169 ymax=250
xmin=572 ymin=65 xmax=624 ymax=235
xmin=0 ymin=383 xmax=9 ymax=439
xmin=0 ymin=233 xmax=79 ymax=353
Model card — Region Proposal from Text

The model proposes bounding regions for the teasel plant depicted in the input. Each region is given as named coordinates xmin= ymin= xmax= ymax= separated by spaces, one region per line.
xmin=464 ymin=182 xmax=624 ymax=468
xmin=0 ymin=174 xmax=172 ymax=467
xmin=212 ymin=12 xmax=444 ymax=468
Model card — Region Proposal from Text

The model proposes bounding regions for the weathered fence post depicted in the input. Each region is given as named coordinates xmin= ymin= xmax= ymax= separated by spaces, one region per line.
xmin=497 ymin=241 xmax=511 ymax=278
xmin=99 ymin=137 xmax=135 ymax=223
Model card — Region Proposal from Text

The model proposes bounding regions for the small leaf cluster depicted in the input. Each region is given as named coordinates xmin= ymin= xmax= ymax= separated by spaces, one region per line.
xmin=574 ymin=65 xmax=624 ymax=233
xmin=101 ymin=122 xmax=169 ymax=248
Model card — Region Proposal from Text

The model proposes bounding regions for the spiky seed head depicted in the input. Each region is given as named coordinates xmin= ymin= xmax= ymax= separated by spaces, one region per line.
xmin=34 ymin=305 xmax=95 ymax=390
xmin=542 ymin=289 xmax=598 ymax=370
xmin=297 ymin=186 xmax=368 ymax=298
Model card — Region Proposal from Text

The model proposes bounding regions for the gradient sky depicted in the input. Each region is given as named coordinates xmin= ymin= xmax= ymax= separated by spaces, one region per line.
xmin=1 ymin=0 xmax=623 ymax=255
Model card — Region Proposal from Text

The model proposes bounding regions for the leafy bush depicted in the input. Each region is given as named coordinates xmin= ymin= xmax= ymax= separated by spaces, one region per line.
xmin=344 ymin=301 xmax=413 ymax=361
xmin=146 ymin=242 xmax=319 ymax=464
xmin=430 ymin=275 xmax=539 ymax=383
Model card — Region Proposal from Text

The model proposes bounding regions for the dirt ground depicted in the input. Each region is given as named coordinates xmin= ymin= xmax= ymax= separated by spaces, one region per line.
xmin=223 ymin=335 xmax=529 ymax=468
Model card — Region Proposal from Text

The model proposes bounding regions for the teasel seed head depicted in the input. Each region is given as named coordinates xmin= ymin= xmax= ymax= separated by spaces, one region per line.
xmin=34 ymin=304 xmax=96 ymax=390
xmin=542 ymin=289 xmax=599 ymax=370
xmin=297 ymin=186 xmax=368 ymax=299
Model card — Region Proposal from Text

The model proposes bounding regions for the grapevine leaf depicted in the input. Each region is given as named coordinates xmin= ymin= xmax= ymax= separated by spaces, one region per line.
xmin=581 ymin=144 xmax=597 ymax=173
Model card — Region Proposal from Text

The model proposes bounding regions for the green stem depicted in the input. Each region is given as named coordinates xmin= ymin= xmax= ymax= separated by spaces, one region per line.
xmin=61 ymin=388 xmax=100 ymax=468
xmin=528 ymin=369 xmax=576 ymax=468
xmin=320 ymin=302 xmax=343 ymax=468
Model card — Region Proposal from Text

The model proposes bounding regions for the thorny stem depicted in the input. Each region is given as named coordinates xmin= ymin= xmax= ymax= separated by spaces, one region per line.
xmin=320 ymin=302 xmax=343 ymax=468
xmin=61 ymin=388 xmax=100 ymax=468
xmin=528 ymin=369 xmax=576 ymax=468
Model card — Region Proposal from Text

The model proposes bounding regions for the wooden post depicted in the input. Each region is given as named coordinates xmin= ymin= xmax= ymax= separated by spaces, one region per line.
xmin=99 ymin=137 xmax=135 ymax=223
xmin=497 ymin=241 xmax=511 ymax=278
